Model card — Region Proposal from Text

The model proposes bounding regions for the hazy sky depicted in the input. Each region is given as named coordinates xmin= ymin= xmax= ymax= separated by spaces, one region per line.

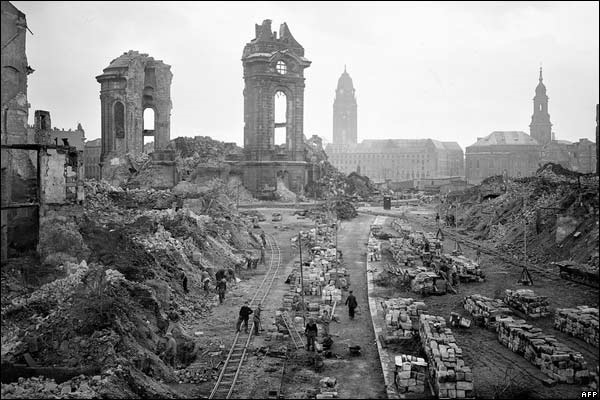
xmin=13 ymin=1 xmax=600 ymax=150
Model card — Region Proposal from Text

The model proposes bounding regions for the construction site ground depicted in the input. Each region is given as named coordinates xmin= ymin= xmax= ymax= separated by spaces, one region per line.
xmin=169 ymin=209 xmax=386 ymax=399
xmin=362 ymin=205 xmax=599 ymax=399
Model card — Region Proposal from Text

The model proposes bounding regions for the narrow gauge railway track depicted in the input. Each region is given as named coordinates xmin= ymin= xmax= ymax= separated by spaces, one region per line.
xmin=209 ymin=233 xmax=282 ymax=399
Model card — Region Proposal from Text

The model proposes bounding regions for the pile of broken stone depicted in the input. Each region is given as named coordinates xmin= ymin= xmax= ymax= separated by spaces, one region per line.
xmin=1 ymin=374 xmax=106 ymax=399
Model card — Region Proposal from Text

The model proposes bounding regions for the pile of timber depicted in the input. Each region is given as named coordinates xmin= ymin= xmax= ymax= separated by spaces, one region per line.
xmin=554 ymin=306 xmax=599 ymax=348
xmin=395 ymin=354 xmax=427 ymax=394
xmin=382 ymin=298 xmax=427 ymax=338
xmin=463 ymin=294 xmax=513 ymax=330
xmin=497 ymin=317 xmax=589 ymax=384
xmin=504 ymin=289 xmax=550 ymax=318
xmin=419 ymin=315 xmax=474 ymax=399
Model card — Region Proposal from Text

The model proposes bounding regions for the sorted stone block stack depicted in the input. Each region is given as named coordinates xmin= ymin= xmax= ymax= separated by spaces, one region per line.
xmin=389 ymin=238 xmax=419 ymax=267
xmin=554 ymin=306 xmax=599 ymax=348
xmin=316 ymin=376 xmax=339 ymax=399
xmin=392 ymin=218 xmax=412 ymax=236
xmin=463 ymin=294 xmax=513 ymax=330
xmin=504 ymin=289 xmax=550 ymax=318
xmin=395 ymin=354 xmax=427 ymax=394
xmin=383 ymin=298 xmax=427 ymax=337
xmin=497 ymin=317 xmax=589 ymax=384
xmin=419 ymin=315 xmax=474 ymax=399
xmin=411 ymin=271 xmax=444 ymax=294
xmin=321 ymin=284 xmax=343 ymax=304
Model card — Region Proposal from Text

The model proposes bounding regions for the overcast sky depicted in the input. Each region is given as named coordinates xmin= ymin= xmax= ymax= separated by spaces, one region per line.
xmin=13 ymin=1 xmax=600 ymax=150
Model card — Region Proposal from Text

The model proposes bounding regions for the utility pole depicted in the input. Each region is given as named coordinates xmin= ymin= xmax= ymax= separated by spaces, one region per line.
xmin=298 ymin=232 xmax=306 ymax=326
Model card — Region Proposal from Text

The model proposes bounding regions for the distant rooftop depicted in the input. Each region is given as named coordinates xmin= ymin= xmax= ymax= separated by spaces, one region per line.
xmin=469 ymin=131 xmax=539 ymax=147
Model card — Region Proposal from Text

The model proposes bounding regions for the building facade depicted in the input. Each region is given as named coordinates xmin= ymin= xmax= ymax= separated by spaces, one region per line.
xmin=465 ymin=131 xmax=540 ymax=185
xmin=466 ymin=68 xmax=597 ymax=184
xmin=332 ymin=66 xmax=357 ymax=145
xmin=326 ymin=139 xmax=464 ymax=183
xmin=238 ymin=19 xmax=312 ymax=196
xmin=84 ymin=138 xmax=102 ymax=180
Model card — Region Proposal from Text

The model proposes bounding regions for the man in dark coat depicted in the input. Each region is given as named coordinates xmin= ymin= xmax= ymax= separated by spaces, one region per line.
xmin=236 ymin=301 xmax=253 ymax=333
xmin=305 ymin=318 xmax=318 ymax=351
xmin=216 ymin=279 xmax=227 ymax=304
xmin=345 ymin=290 xmax=358 ymax=320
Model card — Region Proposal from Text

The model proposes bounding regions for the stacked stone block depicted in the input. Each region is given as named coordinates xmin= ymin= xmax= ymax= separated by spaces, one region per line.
xmin=554 ymin=306 xmax=599 ymax=348
xmin=395 ymin=354 xmax=427 ymax=394
xmin=463 ymin=294 xmax=513 ymax=330
xmin=383 ymin=298 xmax=427 ymax=338
xmin=504 ymin=289 xmax=550 ymax=318
xmin=419 ymin=315 xmax=474 ymax=399
xmin=497 ymin=317 xmax=589 ymax=384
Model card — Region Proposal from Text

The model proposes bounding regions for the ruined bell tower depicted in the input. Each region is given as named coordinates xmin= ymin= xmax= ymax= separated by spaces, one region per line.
xmin=240 ymin=19 xmax=312 ymax=197
xmin=96 ymin=51 xmax=172 ymax=169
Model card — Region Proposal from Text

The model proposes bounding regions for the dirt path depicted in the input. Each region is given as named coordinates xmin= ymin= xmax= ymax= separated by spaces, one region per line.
xmin=326 ymin=213 xmax=387 ymax=399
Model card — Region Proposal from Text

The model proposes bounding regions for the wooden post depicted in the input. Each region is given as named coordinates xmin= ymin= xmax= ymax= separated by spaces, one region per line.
xmin=298 ymin=232 xmax=306 ymax=326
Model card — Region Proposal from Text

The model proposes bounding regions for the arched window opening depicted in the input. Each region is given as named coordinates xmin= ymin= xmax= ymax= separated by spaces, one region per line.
xmin=274 ymin=91 xmax=287 ymax=148
xmin=114 ymin=102 xmax=125 ymax=138
xmin=143 ymin=108 xmax=155 ymax=131
xmin=143 ymin=108 xmax=155 ymax=153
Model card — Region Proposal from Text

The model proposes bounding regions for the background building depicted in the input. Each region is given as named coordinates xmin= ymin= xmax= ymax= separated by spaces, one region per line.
xmin=465 ymin=131 xmax=540 ymax=185
xmin=84 ymin=138 xmax=102 ymax=180
xmin=326 ymin=138 xmax=464 ymax=183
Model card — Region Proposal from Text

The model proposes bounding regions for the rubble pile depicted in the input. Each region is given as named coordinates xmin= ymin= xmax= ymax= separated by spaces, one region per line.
xmin=382 ymin=298 xmax=427 ymax=338
xmin=451 ymin=163 xmax=599 ymax=267
xmin=554 ymin=306 xmax=599 ymax=348
xmin=0 ymin=374 xmax=104 ymax=399
xmin=419 ymin=315 xmax=474 ymax=399
xmin=2 ymin=173 xmax=258 ymax=397
xmin=497 ymin=317 xmax=589 ymax=384
xmin=504 ymin=289 xmax=550 ymax=318
xmin=394 ymin=354 xmax=427 ymax=394
xmin=463 ymin=294 xmax=513 ymax=330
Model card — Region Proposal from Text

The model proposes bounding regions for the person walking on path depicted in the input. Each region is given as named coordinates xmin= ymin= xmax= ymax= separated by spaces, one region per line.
xmin=259 ymin=245 xmax=266 ymax=265
xmin=260 ymin=231 xmax=267 ymax=247
xmin=253 ymin=304 xmax=263 ymax=335
xmin=216 ymin=278 xmax=227 ymax=304
xmin=236 ymin=301 xmax=253 ymax=333
xmin=345 ymin=290 xmax=358 ymax=320
xmin=305 ymin=318 xmax=318 ymax=351
xmin=201 ymin=270 xmax=211 ymax=295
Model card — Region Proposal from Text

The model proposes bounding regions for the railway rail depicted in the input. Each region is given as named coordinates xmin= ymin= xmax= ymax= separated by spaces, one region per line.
xmin=209 ymin=233 xmax=282 ymax=399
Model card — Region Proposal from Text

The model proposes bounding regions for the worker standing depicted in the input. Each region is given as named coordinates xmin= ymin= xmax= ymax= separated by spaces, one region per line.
xmin=216 ymin=278 xmax=227 ymax=304
xmin=201 ymin=270 xmax=211 ymax=295
xmin=236 ymin=301 xmax=253 ymax=334
xmin=260 ymin=231 xmax=267 ymax=247
xmin=181 ymin=271 xmax=189 ymax=294
xmin=260 ymin=245 xmax=266 ymax=265
xmin=305 ymin=318 xmax=318 ymax=351
xmin=253 ymin=304 xmax=262 ymax=335
xmin=163 ymin=332 xmax=177 ymax=368
xmin=345 ymin=290 xmax=358 ymax=320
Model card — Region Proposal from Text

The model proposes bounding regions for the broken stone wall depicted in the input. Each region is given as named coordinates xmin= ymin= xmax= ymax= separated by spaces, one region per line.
xmin=97 ymin=51 xmax=172 ymax=171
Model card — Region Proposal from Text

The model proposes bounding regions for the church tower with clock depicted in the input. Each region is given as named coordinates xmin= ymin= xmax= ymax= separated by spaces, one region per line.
xmin=333 ymin=66 xmax=357 ymax=145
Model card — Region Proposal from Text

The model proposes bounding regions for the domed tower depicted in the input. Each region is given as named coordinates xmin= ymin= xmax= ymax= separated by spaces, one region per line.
xmin=529 ymin=67 xmax=552 ymax=146
xmin=333 ymin=66 xmax=357 ymax=145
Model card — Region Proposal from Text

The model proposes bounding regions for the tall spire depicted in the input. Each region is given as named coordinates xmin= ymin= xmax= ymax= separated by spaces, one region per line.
xmin=539 ymin=66 xmax=543 ymax=82
xmin=344 ymin=64 xmax=347 ymax=73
